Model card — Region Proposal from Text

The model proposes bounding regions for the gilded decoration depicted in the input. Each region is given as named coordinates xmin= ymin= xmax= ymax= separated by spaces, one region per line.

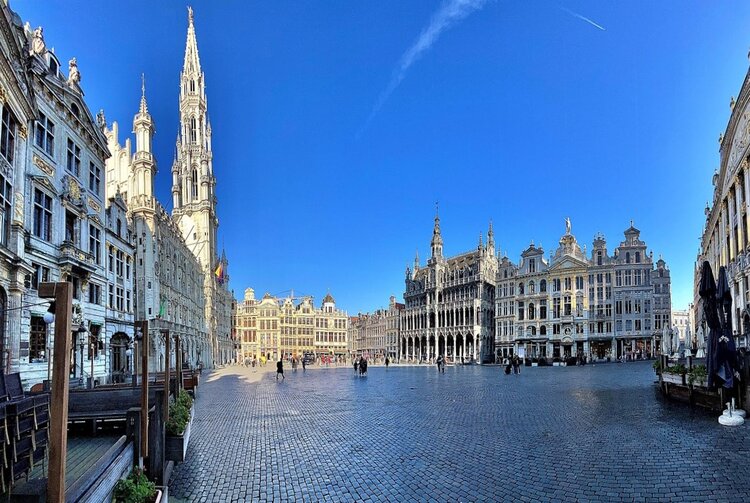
xmin=0 ymin=86 xmax=6 ymax=104
xmin=32 ymin=155 xmax=54 ymax=176
xmin=87 ymin=197 xmax=101 ymax=213
xmin=18 ymin=126 xmax=27 ymax=140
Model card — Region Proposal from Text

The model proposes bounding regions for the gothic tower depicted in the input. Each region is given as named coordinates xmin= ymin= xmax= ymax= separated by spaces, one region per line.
xmin=172 ymin=7 xmax=230 ymax=363
xmin=172 ymin=6 xmax=217 ymax=272
xmin=131 ymin=77 xmax=156 ymax=205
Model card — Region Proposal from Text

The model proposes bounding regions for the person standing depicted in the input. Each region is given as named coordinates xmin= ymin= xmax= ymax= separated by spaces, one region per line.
xmin=276 ymin=359 xmax=285 ymax=380
xmin=385 ymin=357 xmax=390 ymax=368
xmin=302 ymin=358 xmax=307 ymax=371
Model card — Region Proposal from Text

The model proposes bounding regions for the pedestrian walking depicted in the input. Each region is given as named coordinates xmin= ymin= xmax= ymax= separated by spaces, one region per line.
xmin=292 ymin=358 xmax=298 ymax=372
xmin=302 ymin=358 xmax=307 ymax=371
xmin=276 ymin=359 xmax=285 ymax=380
xmin=354 ymin=359 xmax=359 ymax=374
xmin=385 ymin=357 xmax=390 ymax=368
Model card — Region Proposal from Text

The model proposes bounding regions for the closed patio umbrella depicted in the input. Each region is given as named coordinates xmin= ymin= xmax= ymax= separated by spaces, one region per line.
xmin=661 ymin=325 xmax=670 ymax=355
xmin=699 ymin=261 xmax=720 ymax=388
xmin=715 ymin=266 xmax=737 ymax=389
xmin=695 ymin=325 xmax=705 ymax=358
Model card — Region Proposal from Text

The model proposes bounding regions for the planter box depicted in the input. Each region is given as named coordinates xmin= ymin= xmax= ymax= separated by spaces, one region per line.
xmin=531 ymin=363 xmax=538 ymax=367
xmin=552 ymin=362 xmax=561 ymax=367
xmin=662 ymin=373 xmax=686 ymax=385
xmin=166 ymin=407 xmax=194 ymax=463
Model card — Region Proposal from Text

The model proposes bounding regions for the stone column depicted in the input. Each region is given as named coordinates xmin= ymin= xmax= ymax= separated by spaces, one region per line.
xmin=6 ymin=287 xmax=22 ymax=373
xmin=729 ymin=190 xmax=736 ymax=262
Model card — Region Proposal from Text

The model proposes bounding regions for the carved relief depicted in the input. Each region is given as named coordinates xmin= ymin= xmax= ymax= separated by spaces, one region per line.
xmin=62 ymin=175 xmax=83 ymax=205
xmin=13 ymin=190 xmax=23 ymax=225
xmin=87 ymin=198 xmax=101 ymax=213
xmin=32 ymin=155 xmax=54 ymax=176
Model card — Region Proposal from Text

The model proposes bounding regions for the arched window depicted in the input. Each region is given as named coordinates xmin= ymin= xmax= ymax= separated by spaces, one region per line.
xmin=190 ymin=80 xmax=196 ymax=93
xmin=191 ymin=168 xmax=198 ymax=199
xmin=635 ymin=251 xmax=641 ymax=263
xmin=540 ymin=279 xmax=547 ymax=293
xmin=528 ymin=303 xmax=535 ymax=320
xmin=529 ymin=258 xmax=536 ymax=273
xmin=190 ymin=118 xmax=197 ymax=142
xmin=518 ymin=282 xmax=524 ymax=295
xmin=597 ymin=250 xmax=603 ymax=266
xmin=626 ymin=252 xmax=631 ymax=264
xmin=540 ymin=325 xmax=547 ymax=336
xmin=529 ymin=281 xmax=535 ymax=294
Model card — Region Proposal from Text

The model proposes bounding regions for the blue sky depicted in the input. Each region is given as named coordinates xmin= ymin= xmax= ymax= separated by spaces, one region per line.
xmin=14 ymin=1 xmax=750 ymax=313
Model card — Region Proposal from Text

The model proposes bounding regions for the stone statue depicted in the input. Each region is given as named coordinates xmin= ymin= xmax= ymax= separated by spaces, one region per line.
xmin=672 ymin=326 xmax=681 ymax=356
xmin=68 ymin=57 xmax=80 ymax=86
xmin=565 ymin=217 xmax=571 ymax=235
xmin=31 ymin=26 xmax=45 ymax=56
xmin=96 ymin=109 xmax=106 ymax=131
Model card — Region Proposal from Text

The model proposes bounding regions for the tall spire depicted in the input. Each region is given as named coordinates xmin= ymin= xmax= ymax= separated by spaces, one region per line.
xmin=183 ymin=6 xmax=202 ymax=76
xmin=487 ymin=219 xmax=495 ymax=252
xmin=139 ymin=73 xmax=148 ymax=115
xmin=430 ymin=204 xmax=443 ymax=259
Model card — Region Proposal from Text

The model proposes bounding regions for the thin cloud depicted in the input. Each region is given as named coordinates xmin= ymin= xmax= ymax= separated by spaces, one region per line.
xmin=359 ymin=0 xmax=489 ymax=136
xmin=561 ymin=6 xmax=605 ymax=31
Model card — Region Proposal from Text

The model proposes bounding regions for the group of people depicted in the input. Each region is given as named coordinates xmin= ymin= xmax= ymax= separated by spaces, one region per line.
xmin=503 ymin=355 xmax=522 ymax=375
xmin=353 ymin=356 xmax=368 ymax=376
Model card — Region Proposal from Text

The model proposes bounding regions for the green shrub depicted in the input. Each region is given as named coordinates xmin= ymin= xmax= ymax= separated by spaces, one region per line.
xmin=664 ymin=363 xmax=687 ymax=375
xmin=652 ymin=359 xmax=661 ymax=371
xmin=687 ymin=365 xmax=708 ymax=386
xmin=166 ymin=390 xmax=193 ymax=436
xmin=113 ymin=467 xmax=156 ymax=503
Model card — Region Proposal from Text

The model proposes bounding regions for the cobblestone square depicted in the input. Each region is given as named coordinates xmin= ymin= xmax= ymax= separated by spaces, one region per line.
xmin=170 ymin=362 xmax=750 ymax=502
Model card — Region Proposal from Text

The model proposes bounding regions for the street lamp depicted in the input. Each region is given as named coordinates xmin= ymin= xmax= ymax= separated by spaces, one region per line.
xmin=76 ymin=323 xmax=87 ymax=385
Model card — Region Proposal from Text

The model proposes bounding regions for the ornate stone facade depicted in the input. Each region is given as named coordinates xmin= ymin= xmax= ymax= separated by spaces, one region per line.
xmin=350 ymin=296 xmax=403 ymax=360
xmin=232 ymin=288 xmax=348 ymax=362
xmin=401 ymin=213 xmax=497 ymax=363
xmin=497 ymin=222 xmax=670 ymax=362
xmin=105 ymin=92 xmax=208 ymax=372
xmin=20 ymin=17 xmax=110 ymax=386
xmin=695 ymin=56 xmax=750 ymax=348
xmin=403 ymin=214 xmax=671 ymax=364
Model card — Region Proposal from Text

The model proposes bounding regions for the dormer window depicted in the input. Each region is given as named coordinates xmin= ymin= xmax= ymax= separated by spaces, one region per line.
xmin=48 ymin=57 xmax=58 ymax=76
xmin=71 ymin=103 xmax=80 ymax=118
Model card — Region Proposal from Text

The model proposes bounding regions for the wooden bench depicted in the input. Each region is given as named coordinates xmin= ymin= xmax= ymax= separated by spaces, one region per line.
xmin=68 ymin=387 xmax=164 ymax=433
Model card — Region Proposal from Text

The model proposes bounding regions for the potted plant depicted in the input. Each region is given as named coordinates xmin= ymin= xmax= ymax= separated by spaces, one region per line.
xmin=538 ymin=357 xmax=548 ymax=367
xmin=687 ymin=364 xmax=708 ymax=387
xmin=652 ymin=359 xmax=662 ymax=375
xmin=663 ymin=363 xmax=687 ymax=385
xmin=166 ymin=390 xmax=194 ymax=463
xmin=112 ymin=467 xmax=162 ymax=503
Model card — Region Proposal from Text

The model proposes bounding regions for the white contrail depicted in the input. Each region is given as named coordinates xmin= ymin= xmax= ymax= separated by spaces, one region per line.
xmin=360 ymin=0 xmax=489 ymax=135
xmin=561 ymin=6 xmax=605 ymax=31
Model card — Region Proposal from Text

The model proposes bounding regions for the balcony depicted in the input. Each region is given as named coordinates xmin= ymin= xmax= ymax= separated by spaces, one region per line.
xmin=59 ymin=240 xmax=97 ymax=273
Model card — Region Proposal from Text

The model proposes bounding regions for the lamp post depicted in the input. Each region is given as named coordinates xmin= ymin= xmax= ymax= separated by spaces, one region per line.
xmin=134 ymin=320 xmax=148 ymax=468
xmin=76 ymin=323 xmax=87 ymax=385
xmin=42 ymin=300 xmax=55 ymax=386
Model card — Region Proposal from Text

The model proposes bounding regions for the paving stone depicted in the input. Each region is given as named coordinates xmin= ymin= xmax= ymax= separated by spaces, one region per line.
xmin=169 ymin=362 xmax=750 ymax=501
